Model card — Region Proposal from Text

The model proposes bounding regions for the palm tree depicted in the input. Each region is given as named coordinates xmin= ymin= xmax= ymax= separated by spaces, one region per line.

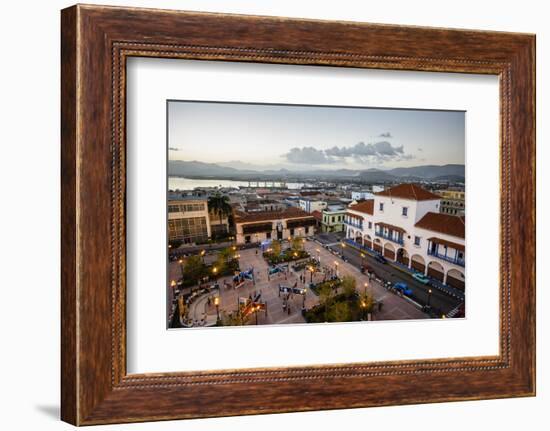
xmin=207 ymin=193 xmax=233 ymax=238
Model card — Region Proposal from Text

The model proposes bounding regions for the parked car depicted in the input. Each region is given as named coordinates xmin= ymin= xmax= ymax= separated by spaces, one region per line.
xmin=374 ymin=254 xmax=387 ymax=264
xmin=393 ymin=282 xmax=413 ymax=296
xmin=412 ymin=272 xmax=430 ymax=285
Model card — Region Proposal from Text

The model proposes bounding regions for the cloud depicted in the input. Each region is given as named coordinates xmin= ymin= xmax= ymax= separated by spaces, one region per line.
xmin=284 ymin=146 xmax=336 ymax=164
xmin=282 ymin=139 xmax=413 ymax=165
xmin=325 ymin=141 xmax=407 ymax=161
xmin=169 ymin=147 xmax=180 ymax=151
xmin=379 ymin=132 xmax=393 ymax=138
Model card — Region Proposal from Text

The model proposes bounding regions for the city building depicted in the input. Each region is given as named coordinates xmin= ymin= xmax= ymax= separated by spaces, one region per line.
xmin=298 ymin=198 xmax=327 ymax=213
xmin=168 ymin=196 xmax=211 ymax=244
xmin=234 ymin=207 xmax=316 ymax=244
xmin=208 ymin=209 xmax=230 ymax=238
xmin=344 ymin=183 xmax=465 ymax=290
xmin=321 ymin=204 xmax=346 ymax=233
xmin=350 ymin=186 xmax=384 ymax=201
xmin=438 ymin=189 xmax=466 ymax=215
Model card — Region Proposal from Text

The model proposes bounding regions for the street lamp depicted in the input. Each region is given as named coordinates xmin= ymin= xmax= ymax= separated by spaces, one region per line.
xmin=178 ymin=258 xmax=185 ymax=279
xmin=200 ymin=249 xmax=205 ymax=263
xmin=360 ymin=252 xmax=366 ymax=268
xmin=214 ymin=296 xmax=220 ymax=320
xmin=341 ymin=242 xmax=346 ymax=259
xmin=364 ymin=282 xmax=368 ymax=296
xmin=308 ymin=265 xmax=314 ymax=283
xmin=212 ymin=266 xmax=218 ymax=284
xmin=334 ymin=261 xmax=339 ymax=277
xmin=360 ymin=299 xmax=367 ymax=320
xmin=427 ymin=288 xmax=432 ymax=307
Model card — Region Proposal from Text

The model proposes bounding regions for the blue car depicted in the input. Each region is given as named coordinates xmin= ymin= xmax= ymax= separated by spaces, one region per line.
xmin=374 ymin=254 xmax=388 ymax=264
xmin=393 ymin=282 xmax=413 ymax=296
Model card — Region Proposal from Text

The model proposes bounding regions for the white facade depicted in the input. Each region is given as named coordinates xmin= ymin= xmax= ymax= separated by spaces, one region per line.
xmin=350 ymin=191 xmax=374 ymax=201
xmin=344 ymin=188 xmax=465 ymax=290
xmin=299 ymin=199 xmax=327 ymax=213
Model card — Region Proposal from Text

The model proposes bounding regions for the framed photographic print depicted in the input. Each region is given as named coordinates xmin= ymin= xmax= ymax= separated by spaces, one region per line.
xmin=61 ymin=4 xmax=535 ymax=425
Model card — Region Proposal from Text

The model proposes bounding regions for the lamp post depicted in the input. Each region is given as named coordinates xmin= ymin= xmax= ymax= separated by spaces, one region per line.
xmin=427 ymin=288 xmax=432 ymax=308
xmin=316 ymin=248 xmax=321 ymax=265
xmin=178 ymin=258 xmax=185 ymax=279
xmin=360 ymin=252 xmax=366 ymax=269
xmin=364 ymin=282 xmax=368 ymax=296
xmin=334 ymin=261 xmax=339 ymax=278
xmin=214 ymin=296 xmax=220 ymax=321
xmin=341 ymin=241 xmax=346 ymax=259
xmin=212 ymin=266 xmax=218 ymax=285
xmin=309 ymin=266 xmax=314 ymax=283
xmin=200 ymin=249 xmax=205 ymax=263
xmin=360 ymin=299 xmax=367 ymax=320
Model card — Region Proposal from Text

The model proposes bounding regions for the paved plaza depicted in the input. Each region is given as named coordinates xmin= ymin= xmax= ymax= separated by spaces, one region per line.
xmin=169 ymin=238 xmax=427 ymax=327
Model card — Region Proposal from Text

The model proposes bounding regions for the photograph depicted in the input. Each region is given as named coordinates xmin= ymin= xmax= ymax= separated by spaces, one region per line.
xmin=167 ymin=101 xmax=466 ymax=329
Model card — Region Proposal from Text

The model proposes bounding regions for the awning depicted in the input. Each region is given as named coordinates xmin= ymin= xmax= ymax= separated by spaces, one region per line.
xmin=428 ymin=237 xmax=465 ymax=251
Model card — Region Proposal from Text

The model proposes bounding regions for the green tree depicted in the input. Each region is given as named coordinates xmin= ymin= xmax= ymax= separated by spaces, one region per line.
xmin=341 ymin=276 xmax=357 ymax=298
xmin=291 ymin=236 xmax=304 ymax=252
xmin=330 ymin=301 xmax=352 ymax=322
xmin=318 ymin=283 xmax=334 ymax=322
xmin=182 ymin=255 xmax=206 ymax=290
xmin=221 ymin=309 xmax=251 ymax=326
xmin=207 ymin=193 xmax=232 ymax=237
xmin=271 ymin=239 xmax=281 ymax=256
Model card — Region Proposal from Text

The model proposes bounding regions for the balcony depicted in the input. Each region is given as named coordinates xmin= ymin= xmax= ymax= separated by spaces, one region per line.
xmin=427 ymin=249 xmax=465 ymax=267
xmin=344 ymin=219 xmax=363 ymax=230
xmin=374 ymin=230 xmax=404 ymax=245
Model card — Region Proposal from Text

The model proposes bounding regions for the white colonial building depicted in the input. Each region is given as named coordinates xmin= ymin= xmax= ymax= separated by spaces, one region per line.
xmin=344 ymin=184 xmax=465 ymax=290
xmin=234 ymin=207 xmax=316 ymax=245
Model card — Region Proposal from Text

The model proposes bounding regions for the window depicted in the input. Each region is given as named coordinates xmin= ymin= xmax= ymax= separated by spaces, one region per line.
xmin=290 ymin=228 xmax=295 ymax=236
xmin=414 ymin=236 xmax=421 ymax=246
xmin=368 ymin=221 xmax=372 ymax=229
xmin=266 ymin=232 xmax=271 ymax=239
xmin=402 ymin=207 xmax=408 ymax=216
xmin=379 ymin=202 xmax=384 ymax=211
xmin=245 ymin=235 xmax=251 ymax=244
xmin=331 ymin=216 xmax=335 ymax=223
xmin=305 ymin=227 xmax=309 ymax=235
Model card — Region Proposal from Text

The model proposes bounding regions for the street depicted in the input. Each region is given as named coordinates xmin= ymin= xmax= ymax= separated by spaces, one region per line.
xmin=314 ymin=232 xmax=462 ymax=315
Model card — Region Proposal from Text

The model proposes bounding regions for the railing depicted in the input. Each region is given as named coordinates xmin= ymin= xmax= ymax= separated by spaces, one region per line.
xmin=427 ymin=249 xmax=465 ymax=267
xmin=344 ymin=219 xmax=363 ymax=229
xmin=374 ymin=230 xmax=404 ymax=245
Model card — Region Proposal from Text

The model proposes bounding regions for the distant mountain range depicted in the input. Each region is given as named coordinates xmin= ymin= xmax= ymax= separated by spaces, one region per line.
xmin=168 ymin=160 xmax=465 ymax=183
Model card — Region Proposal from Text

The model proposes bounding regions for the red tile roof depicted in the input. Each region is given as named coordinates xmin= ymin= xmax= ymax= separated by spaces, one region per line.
xmin=311 ymin=210 xmax=323 ymax=222
xmin=348 ymin=199 xmax=374 ymax=215
xmin=375 ymin=184 xmax=441 ymax=201
xmin=415 ymin=212 xmax=465 ymax=238
xmin=234 ymin=207 xmax=314 ymax=224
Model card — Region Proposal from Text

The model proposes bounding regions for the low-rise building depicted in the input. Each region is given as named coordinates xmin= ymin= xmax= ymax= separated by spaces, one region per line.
xmin=299 ymin=198 xmax=327 ymax=213
xmin=234 ymin=207 xmax=316 ymax=244
xmin=168 ymin=197 xmax=211 ymax=244
xmin=344 ymin=183 xmax=465 ymax=290
xmin=321 ymin=204 xmax=346 ymax=233
xmin=438 ymin=189 xmax=466 ymax=215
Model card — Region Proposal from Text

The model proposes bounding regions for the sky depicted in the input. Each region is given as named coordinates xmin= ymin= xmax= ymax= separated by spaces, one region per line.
xmin=168 ymin=100 xmax=465 ymax=171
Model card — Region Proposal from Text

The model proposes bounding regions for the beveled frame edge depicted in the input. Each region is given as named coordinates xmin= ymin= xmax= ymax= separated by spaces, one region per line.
xmin=61 ymin=4 xmax=535 ymax=426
